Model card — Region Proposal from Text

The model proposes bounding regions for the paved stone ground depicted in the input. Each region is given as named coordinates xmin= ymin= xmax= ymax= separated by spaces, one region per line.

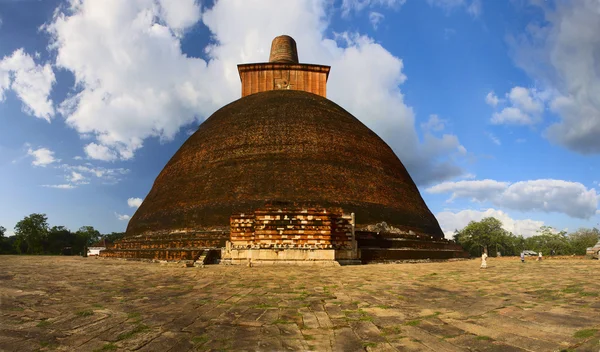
xmin=0 ymin=256 xmax=599 ymax=352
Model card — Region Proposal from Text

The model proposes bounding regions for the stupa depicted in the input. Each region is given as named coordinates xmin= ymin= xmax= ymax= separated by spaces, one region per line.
xmin=100 ymin=35 xmax=468 ymax=264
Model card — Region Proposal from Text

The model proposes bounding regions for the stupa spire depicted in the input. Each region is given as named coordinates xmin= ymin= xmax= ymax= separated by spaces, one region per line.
xmin=269 ymin=35 xmax=299 ymax=63
xmin=237 ymin=35 xmax=330 ymax=98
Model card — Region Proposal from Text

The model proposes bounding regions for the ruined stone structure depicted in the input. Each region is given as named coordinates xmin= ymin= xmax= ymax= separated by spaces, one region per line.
xmin=222 ymin=206 xmax=359 ymax=265
xmin=100 ymin=35 xmax=468 ymax=264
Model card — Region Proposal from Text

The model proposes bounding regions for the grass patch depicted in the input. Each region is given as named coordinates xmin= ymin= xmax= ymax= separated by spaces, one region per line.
xmin=94 ymin=343 xmax=117 ymax=351
xmin=36 ymin=319 xmax=51 ymax=328
xmin=191 ymin=335 xmax=209 ymax=345
xmin=362 ymin=342 xmax=377 ymax=348
xmin=375 ymin=305 xmax=391 ymax=309
xmin=127 ymin=312 xmax=141 ymax=321
xmin=404 ymin=320 xmax=421 ymax=326
xmin=271 ymin=319 xmax=294 ymax=325
xmin=92 ymin=303 xmax=104 ymax=308
xmin=579 ymin=291 xmax=599 ymax=297
xmin=252 ymin=303 xmax=276 ymax=309
xmin=573 ymin=329 xmax=597 ymax=339
xmin=303 ymin=334 xmax=315 ymax=341
xmin=75 ymin=310 xmax=94 ymax=317
xmin=562 ymin=286 xmax=584 ymax=294
xmin=476 ymin=335 xmax=492 ymax=341
xmin=117 ymin=324 xmax=150 ymax=341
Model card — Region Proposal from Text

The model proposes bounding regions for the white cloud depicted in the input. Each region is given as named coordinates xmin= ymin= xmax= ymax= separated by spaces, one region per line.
xmin=43 ymin=184 xmax=75 ymax=189
xmin=84 ymin=143 xmax=118 ymax=161
xmin=509 ymin=0 xmax=600 ymax=154
xmin=486 ymin=132 xmax=501 ymax=145
xmin=115 ymin=213 xmax=131 ymax=221
xmin=428 ymin=179 xmax=509 ymax=203
xmin=485 ymin=91 xmax=499 ymax=107
xmin=59 ymin=163 xmax=129 ymax=184
xmin=67 ymin=171 xmax=86 ymax=183
xmin=42 ymin=0 xmax=466 ymax=186
xmin=427 ymin=0 xmax=481 ymax=17
xmin=341 ymin=0 xmax=405 ymax=17
xmin=490 ymin=86 xmax=544 ymax=125
xmin=436 ymin=208 xmax=544 ymax=239
xmin=421 ymin=114 xmax=445 ymax=132
xmin=427 ymin=179 xmax=600 ymax=219
xmin=466 ymin=0 xmax=481 ymax=18
xmin=127 ymin=197 xmax=143 ymax=208
xmin=0 ymin=49 xmax=55 ymax=121
xmin=27 ymin=147 xmax=59 ymax=167
xmin=368 ymin=11 xmax=385 ymax=30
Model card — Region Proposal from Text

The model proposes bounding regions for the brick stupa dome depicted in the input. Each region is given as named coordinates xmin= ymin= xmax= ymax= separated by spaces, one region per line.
xmin=127 ymin=89 xmax=444 ymax=239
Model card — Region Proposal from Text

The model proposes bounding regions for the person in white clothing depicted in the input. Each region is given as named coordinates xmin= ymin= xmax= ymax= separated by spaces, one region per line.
xmin=480 ymin=252 xmax=488 ymax=269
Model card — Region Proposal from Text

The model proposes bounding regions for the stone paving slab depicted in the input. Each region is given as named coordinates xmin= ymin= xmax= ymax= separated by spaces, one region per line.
xmin=0 ymin=256 xmax=599 ymax=351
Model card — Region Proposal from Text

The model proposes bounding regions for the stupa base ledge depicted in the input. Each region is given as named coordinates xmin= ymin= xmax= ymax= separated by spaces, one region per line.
xmin=221 ymin=244 xmax=360 ymax=266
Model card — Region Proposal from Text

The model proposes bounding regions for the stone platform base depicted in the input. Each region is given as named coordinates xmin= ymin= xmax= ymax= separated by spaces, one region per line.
xmin=221 ymin=248 xmax=359 ymax=266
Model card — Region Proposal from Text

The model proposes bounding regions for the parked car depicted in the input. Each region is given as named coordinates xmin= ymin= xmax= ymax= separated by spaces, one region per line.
xmin=586 ymin=241 xmax=600 ymax=259
xmin=522 ymin=250 xmax=537 ymax=256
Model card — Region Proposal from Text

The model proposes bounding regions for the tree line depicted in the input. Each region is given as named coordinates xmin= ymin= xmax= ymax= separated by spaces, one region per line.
xmin=454 ymin=217 xmax=600 ymax=257
xmin=0 ymin=213 xmax=125 ymax=255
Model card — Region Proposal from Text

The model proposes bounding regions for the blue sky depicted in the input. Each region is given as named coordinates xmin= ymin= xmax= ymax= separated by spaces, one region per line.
xmin=1 ymin=0 xmax=599 ymax=238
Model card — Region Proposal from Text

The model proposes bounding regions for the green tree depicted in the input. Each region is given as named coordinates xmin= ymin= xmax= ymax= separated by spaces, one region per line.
xmin=525 ymin=226 xmax=571 ymax=255
xmin=46 ymin=226 xmax=76 ymax=255
xmin=455 ymin=217 xmax=508 ymax=257
xmin=74 ymin=226 xmax=101 ymax=255
xmin=103 ymin=232 xmax=125 ymax=243
xmin=568 ymin=228 xmax=600 ymax=255
xmin=14 ymin=214 xmax=49 ymax=254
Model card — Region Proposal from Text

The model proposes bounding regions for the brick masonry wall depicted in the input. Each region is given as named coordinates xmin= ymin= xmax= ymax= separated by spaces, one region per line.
xmin=230 ymin=207 xmax=354 ymax=249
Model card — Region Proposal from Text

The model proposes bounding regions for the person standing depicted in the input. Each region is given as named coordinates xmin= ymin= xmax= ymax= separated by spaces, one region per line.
xmin=537 ymin=252 xmax=543 ymax=261
xmin=520 ymin=252 xmax=525 ymax=263
xmin=481 ymin=252 xmax=488 ymax=269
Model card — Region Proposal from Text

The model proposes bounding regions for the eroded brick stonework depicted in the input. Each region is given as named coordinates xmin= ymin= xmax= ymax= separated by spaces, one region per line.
xmin=99 ymin=231 xmax=227 ymax=261
xmin=229 ymin=207 xmax=354 ymax=249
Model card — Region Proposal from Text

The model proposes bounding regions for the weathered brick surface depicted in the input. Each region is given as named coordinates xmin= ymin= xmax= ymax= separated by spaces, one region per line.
xmin=230 ymin=207 xmax=354 ymax=249
xmin=99 ymin=231 xmax=228 ymax=261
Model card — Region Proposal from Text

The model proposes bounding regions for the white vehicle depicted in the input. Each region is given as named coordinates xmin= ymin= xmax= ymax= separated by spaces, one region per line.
xmin=586 ymin=240 xmax=600 ymax=259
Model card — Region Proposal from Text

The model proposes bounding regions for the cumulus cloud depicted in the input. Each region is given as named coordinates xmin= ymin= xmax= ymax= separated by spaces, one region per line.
xmin=490 ymin=86 xmax=545 ymax=125
xmin=485 ymin=91 xmax=499 ymax=107
xmin=84 ymin=143 xmax=118 ymax=161
xmin=41 ymin=0 xmax=466 ymax=186
xmin=127 ymin=197 xmax=143 ymax=208
xmin=436 ymin=208 xmax=544 ymax=239
xmin=27 ymin=147 xmax=59 ymax=167
xmin=509 ymin=0 xmax=600 ymax=154
xmin=427 ymin=179 xmax=600 ymax=219
xmin=115 ymin=213 xmax=131 ymax=221
xmin=421 ymin=114 xmax=445 ymax=132
xmin=0 ymin=49 xmax=55 ymax=121
xmin=66 ymin=171 xmax=87 ymax=184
